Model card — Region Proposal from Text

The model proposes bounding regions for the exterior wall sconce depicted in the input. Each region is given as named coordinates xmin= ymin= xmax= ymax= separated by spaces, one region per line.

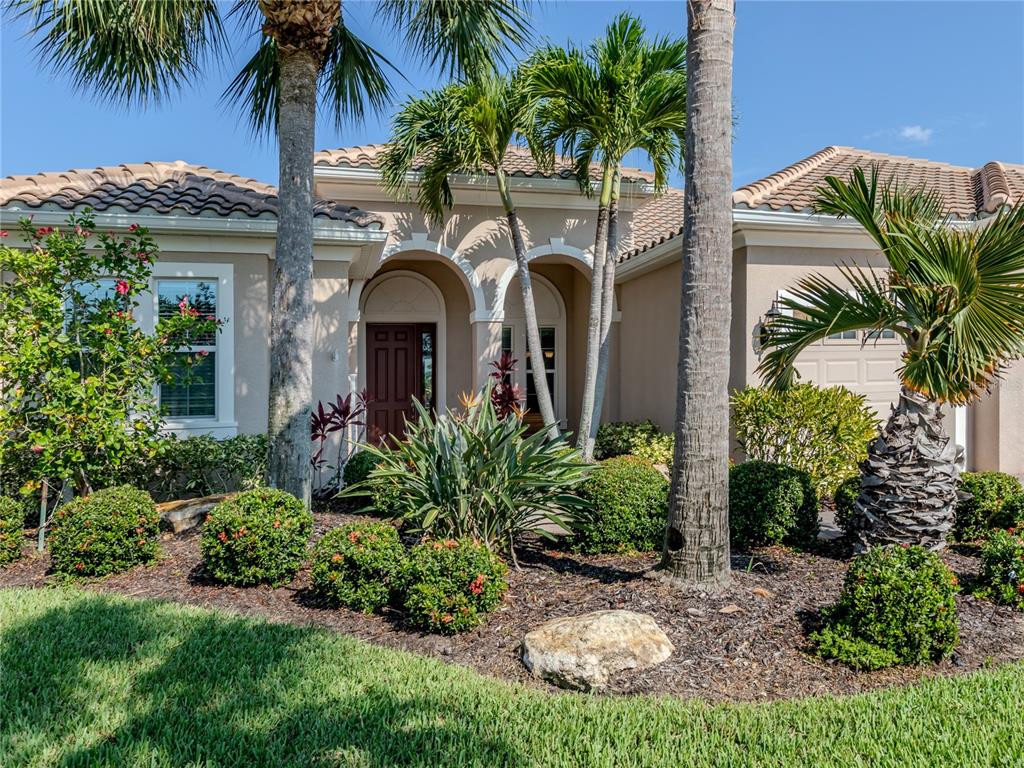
xmin=758 ymin=297 xmax=783 ymax=347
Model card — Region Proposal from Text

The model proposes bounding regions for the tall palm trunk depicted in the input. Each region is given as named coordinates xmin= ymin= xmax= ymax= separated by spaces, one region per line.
xmin=262 ymin=0 xmax=339 ymax=506
xmin=496 ymin=171 xmax=559 ymax=440
xmin=851 ymin=386 xmax=962 ymax=551
xmin=661 ymin=0 xmax=735 ymax=588
xmin=589 ymin=167 xmax=621 ymax=445
xmin=577 ymin=164 xmax=615 ymax=459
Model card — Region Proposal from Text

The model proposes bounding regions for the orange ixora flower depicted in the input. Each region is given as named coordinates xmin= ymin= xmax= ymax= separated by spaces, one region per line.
xmin=348 ymin=530 xmax=361 ymax=543
xmin=331 ymin=553 xmax=343 ymax=563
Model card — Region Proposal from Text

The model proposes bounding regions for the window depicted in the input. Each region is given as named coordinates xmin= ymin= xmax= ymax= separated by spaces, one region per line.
xmin=866 ymin=328 xmax=897 ymax=342
xmin=419 ymin=326 xmax=435 ymax=411
xmin=826 ymin=329 xmax=858 ymax=342
xmin=525 ymin=327 xmax=556 ymax=414
xmin=157 ymin=279 xmax=218 ymax=418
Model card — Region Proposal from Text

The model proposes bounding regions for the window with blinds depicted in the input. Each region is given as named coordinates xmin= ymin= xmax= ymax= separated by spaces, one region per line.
xmin=157 ymin=279 xmax=217 ymax=418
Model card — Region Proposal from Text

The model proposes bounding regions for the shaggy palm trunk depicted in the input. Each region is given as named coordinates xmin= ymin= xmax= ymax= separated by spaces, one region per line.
xmin=589 ymin=169 xmax=622 ymax=445
xmin=851 ymin=387 xmax=962 ymax=552
xmin=496 ymin=172 xmax=559 ymax=440
xmin=661 ymin=0 xmax=735 ymax=588
xmin=262 ymin=0 xmax=339 ymax=506
xmin=577 ymin=165 xmax=615 ymax=459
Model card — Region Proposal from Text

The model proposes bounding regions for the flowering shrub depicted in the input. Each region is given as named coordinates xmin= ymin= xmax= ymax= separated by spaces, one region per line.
xmin=954 ymin=472 xmax=1024 ymax=541
xmin=571 ymin=456 xmax=668 ymax=553
xmin=731 ymin=384 xmax=879 ymax=497
xmin=0 ymin=213 xmax=222 ymax=501
xmin=0 ymin=497 xmax=25 ymax=565
xmin=49 ymin=486 xmax=160 ymax=577
xmin=401 ymin=538 xmax=508 ymax=634
xmin=1001 ymin=494 xmax=1024 ymax=529
xmin=311 ymin=523 xmax=407 ymax=613
xmin=811 ymin=545 xmax=959 ymax=670
xmin=729 ymin=461 xmax=819 ymax=549
xmin=974 ymin=529 xmax=1024 ymax=610
xmin=200 ymin=488 xmax=312 ymax=586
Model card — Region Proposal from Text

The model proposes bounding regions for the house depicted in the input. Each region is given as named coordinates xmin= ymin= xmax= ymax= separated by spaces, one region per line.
xmin=2 ymin=145 xmax=1022 ymax=475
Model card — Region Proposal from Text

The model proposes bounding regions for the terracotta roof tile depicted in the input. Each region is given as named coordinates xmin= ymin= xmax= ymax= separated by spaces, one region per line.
xmin=0 ymin=161 xmax=383 ymax=227
xmin=314 ymin=143 xmax=656 ymax=184
xmin=621 ymin=188 xmax=684 ymax=262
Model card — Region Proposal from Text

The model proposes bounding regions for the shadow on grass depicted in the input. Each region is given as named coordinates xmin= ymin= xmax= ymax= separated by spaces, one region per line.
xmin=0 ymin=593 xmax=525 ymax=767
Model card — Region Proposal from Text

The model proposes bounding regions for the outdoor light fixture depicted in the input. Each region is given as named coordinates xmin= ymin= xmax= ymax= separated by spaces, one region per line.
xmin=758 ymin=297 xmax=783 ymax=348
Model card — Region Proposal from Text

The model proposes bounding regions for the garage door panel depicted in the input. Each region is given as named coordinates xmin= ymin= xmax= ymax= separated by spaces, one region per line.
xmin=824 ymin=360 xmax=859 ymax=385
xmin=792 ymin=344 xmax=901 ymax=417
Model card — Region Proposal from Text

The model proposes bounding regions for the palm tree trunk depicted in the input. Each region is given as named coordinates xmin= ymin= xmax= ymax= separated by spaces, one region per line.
xmin=496 ymin=171 xmax=559 ymax=440
xmin=577 ymin=165 xmax=615 ymax=459
xmin=267 ymin=46 xmax=319 ymax=506
xmin=589 ymin=168 xmax=621 ymax=446
xmin=660 ymin=0 xmax=735 ymax=588
xmin=851 ymin=386 xmax=962 ymax=552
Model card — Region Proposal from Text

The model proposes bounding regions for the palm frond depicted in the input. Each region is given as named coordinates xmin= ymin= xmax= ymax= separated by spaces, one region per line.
xmin=9 ymin=0 xmax=226 ymax=107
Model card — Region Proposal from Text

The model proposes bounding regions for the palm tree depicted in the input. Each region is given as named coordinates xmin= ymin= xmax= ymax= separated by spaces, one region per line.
xmin=379 ymin=74 xmax=560 ymax=440
xmin=659 ymin=0 xmax=735 ymax=588
xmin=760 ymin=167 xmax=1024 ymax=551
xmin=8 ymin=0 xmax=530 ymax=505
xmin=526 ymin=14 xmax=687 ymax=459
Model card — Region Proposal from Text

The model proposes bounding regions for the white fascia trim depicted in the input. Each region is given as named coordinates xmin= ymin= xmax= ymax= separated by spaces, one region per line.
xmin=0 ymin=206 xmax=389 ymax=246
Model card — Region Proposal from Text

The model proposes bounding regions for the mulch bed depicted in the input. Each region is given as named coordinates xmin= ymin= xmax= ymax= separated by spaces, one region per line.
xmin=3 ymin=512 xmax=1022 ymax=703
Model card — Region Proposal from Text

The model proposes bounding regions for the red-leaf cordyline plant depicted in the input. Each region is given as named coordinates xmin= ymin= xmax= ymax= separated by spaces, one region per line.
xmin=759 ymin=166 xmax=1024 ymax=551
xmin=488 ymin=353 xmax=525 ymax=419
xmin=310 ymin=390 xmax=370 ymax=495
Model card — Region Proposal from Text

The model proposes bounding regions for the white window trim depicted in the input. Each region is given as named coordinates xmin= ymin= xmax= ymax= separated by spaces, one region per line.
xmin=137 ymin=262 xmax=236 ymax=437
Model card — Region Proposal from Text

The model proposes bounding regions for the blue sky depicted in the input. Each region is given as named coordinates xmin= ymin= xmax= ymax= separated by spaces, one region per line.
xmin=2 ymin=1 xmax=1022 ymax=189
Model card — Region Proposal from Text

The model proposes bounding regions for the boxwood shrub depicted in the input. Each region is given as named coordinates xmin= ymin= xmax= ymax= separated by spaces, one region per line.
xmin=0 ymin=497 xmax=25 ymax=565
xmin=402 ymin=538 xmax=508 ymax=634
xmin=594 ymin=421 xmax=661 ymax=460
xmin=729 ymin=461 xmax=819 ymax=550
xmin=954 ymin=472 xmax=1024 ymax=541
xmin=811 ymin=545 xmax=959 ymax=670
xmin=572 ymin=456 xmax=668 ymax=553
xmin=200 ymin=488 xmax=312 ymax=586
xmin=49 ymin=486 xmax=160 ymax=577
xmin=311 ymin=522 xmax=407 ymax=613
xmin=974 ymin=529 xmax=1024 ymax=610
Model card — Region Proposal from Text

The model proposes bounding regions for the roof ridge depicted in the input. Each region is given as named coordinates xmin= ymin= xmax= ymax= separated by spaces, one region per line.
xmin=733 ymin=146 xmax=847 ymax=208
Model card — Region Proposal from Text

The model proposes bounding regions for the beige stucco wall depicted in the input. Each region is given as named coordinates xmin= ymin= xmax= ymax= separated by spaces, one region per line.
xmin=971 ymin=360 xmax=1024 ymax=475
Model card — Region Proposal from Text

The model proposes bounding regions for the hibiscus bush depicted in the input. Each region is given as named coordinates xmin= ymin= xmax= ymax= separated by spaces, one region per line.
xmin=974 ymin=529 xmax=1024 ymax=610
xmin=200 ymin=488 xmax=312 ymax=586
xmin=811 ymin=545 xmax=959 ymax=670
xmin=0 ymin=214 xmax=221 ymax=504
xmin=311 ymin=522 xmax=407 ymax=613
xmin=401 ymin=537 xmax=508 ymax=634
xmin=49 ymin=486 xmax=160 ymax=577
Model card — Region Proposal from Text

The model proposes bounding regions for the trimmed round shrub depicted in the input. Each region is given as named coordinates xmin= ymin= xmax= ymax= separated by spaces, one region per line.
xmin=342 ymin=450 xmax=382 ymax=488
xmin=311 ymin=522 xmax=407 ymax=613
xmin=0 ymin=497 xmax=26 ymax=565
xmin=954 ymin=472 xmax=1023 ymax=541
xmin=402 ymin=538 xmax=508 ymax=634
xmin=594 ymin=421 xmax=661 ymax=460
xmin=1001 ymin=494 xmax=1024 ymax=529
xmin=975 ymin=529 xmax=1024 ymax=610
xmin=811 ymin=545 xmax=959 ymax=670
xmin=833 ymin=475 xmax=861 ymax=538
xmin=729 ymin=461 xmax=819 ymax=550
xmin=200 ymin=488 xmax=312 ymax=586
xmin=572 ymin=456 xmax=668 ymax=553
xmin=49 ymin=486 xmax=159 ymax=577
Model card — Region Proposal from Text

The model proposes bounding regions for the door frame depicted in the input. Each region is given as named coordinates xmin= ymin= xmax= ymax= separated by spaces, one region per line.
xmin=358 ymin=269 xmax=447 ymax=412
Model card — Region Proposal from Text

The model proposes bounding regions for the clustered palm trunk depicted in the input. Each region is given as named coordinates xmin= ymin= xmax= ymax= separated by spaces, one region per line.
xmin=660 ymin=0 xmax=735 ymax=588
xmin=260 ymin=0 xmax=340 ymax=506
xmin=849 ymin=387 xmax=963 ymax=551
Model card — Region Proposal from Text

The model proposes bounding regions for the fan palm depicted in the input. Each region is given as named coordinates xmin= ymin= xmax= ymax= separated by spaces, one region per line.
xmin=525 ymin=13 xmax=686 ymax=458
xmin=7 ymin=0 xmax=530 ymax=504
xmin=379 ymin=74 xmax=559 ymax=440
xmin=759 ymin=166 xmax=1024 ymax=550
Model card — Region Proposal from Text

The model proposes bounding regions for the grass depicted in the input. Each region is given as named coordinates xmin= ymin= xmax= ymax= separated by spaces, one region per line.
xmin=1 ymin=588 xmax=1022 ymax=767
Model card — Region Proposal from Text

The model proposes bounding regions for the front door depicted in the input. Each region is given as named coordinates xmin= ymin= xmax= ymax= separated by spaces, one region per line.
xmin=365 ymin=323 xmax=436 ymax=443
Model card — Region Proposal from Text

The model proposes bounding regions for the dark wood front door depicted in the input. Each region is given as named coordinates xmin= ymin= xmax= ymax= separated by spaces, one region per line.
xmin=366 ymin=323 xmax=435 ymax=443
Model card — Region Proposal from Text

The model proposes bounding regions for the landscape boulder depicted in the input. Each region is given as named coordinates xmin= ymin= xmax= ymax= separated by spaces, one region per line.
xmin=157 ymin=493 xmax=236 ymax=534
xmin=521 ymin=609 xmax=673 ymax=691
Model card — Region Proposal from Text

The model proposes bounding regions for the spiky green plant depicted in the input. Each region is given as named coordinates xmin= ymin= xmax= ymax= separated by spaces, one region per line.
xmin=760 ymin=166 xmax=1024 ymax=550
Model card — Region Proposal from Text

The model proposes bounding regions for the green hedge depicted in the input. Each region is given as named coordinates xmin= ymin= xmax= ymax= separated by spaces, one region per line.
xmin=594 ymin=421 xmax=662 ymax=460
xmin=311 ymin=522 xmax=407 ymax=613
xmin=49 ymin=486 xmax=160 ymax=577
xmin=954 ymin=472 xmax=1023 ymax=541
xmin=975 ymin=529 xmax=1024 ymax=610
xmin=0 ymin=497 xmax=25 ymax=565
xmin=729 ymin=461 xmax=819 ymax=549
xmin=572 ymin=456 xmax=668 ymax=553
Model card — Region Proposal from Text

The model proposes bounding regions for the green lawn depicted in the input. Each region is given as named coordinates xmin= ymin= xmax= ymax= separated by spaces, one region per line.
xmin=1 ymin=589 xmax=1021 ymax=767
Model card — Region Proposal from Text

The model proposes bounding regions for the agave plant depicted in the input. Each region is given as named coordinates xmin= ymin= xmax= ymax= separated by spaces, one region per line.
xmin=759 ymin=166 xmax=1024 ymax=551
xmin=342 ymin=386 xmax=589 ymax=565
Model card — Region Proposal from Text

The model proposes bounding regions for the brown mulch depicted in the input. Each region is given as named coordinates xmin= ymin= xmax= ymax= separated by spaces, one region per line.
xmin=2 ymin=513 xmax=1022 ymax=703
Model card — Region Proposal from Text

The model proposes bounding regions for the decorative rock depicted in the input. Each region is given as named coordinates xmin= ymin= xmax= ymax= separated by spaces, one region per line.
xmin=521 ymin=610 xmax=674 ymax=691
xmin=718 ymin=604 xmax=744 ymax=614
xmin=157 ymin=493 xmax=236 ymax=534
